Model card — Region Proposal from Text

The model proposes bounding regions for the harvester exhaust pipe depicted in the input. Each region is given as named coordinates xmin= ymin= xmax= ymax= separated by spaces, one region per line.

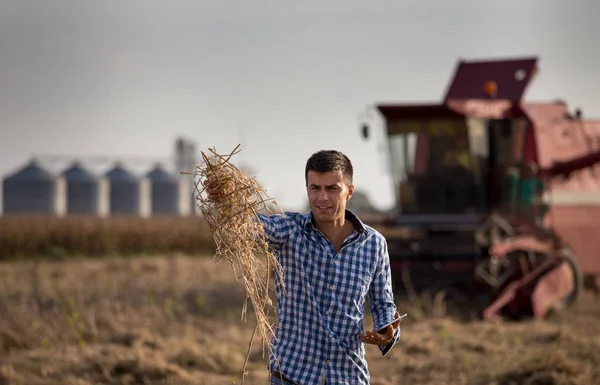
xmin=361 ymin=123 xmax=369 ymax=139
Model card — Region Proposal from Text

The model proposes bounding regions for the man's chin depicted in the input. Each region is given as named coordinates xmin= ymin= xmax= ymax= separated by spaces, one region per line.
xmin=312 ymin=212 xmax=336 ymax=222
xmin=311 ymin=209 xmax=329 ymax=218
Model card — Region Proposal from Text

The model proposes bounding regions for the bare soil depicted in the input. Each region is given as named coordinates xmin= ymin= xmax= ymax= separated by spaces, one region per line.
xmin=0 ymin=254 xmax=598 ymax=385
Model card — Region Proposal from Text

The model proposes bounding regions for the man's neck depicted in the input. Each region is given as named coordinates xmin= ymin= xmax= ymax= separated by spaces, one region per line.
xmin=314 ymin=214 xmax=355 ymax=249
xmin=316 ymin=217 xmax=345 ymax=234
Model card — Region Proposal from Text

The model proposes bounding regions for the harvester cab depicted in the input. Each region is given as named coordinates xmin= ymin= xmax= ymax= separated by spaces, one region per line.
xmin=367 ymin=58 xmax=539 ymax=223
xmin=362 ymin=57 xmax=600 ymax=321
xmin=365 ymin=106 xmax=529 ymax=296
xmin=378 ymin=111 xmax=524 ymax=216
xmin=374 ymin=109 xmax=533 ymax=238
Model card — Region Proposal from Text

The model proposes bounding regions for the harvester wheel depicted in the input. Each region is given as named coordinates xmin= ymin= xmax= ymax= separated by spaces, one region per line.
xmin=553 ymin=245 xmax=584 ymax=310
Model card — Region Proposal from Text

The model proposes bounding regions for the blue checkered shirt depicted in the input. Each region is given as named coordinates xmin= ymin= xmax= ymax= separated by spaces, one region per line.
xmin=258 ymin=210 xmax=401 ymax=385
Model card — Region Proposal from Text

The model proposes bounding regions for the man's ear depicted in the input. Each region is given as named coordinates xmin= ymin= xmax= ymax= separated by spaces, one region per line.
xmin=347 ymin=184 xmax=354 ymax=200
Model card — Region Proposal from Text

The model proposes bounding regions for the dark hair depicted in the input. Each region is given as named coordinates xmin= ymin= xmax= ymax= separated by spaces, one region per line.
xmin=305 ymin=150 xmax=353 ymax=186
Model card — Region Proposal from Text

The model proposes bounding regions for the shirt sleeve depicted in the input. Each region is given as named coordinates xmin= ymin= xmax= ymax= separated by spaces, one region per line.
xmin=367 ymin=235 xmax=401 ymax=355
xmin=255 ymin=212 xmax=295 ymax=251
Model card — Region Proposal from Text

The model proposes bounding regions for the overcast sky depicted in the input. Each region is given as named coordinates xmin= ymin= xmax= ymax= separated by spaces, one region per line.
xmin=1 ymin=0 xmax=599 ymax=212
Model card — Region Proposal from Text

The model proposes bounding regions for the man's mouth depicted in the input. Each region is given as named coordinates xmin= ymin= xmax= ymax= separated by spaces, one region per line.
xmin=316 ymin=205 xmax=331 ymax=210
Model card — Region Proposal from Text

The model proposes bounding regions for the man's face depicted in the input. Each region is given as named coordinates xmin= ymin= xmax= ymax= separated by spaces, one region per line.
xmin=306 ymin=170 xmax=354 ymax=224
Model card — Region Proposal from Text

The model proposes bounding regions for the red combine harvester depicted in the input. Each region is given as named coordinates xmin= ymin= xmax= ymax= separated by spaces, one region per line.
xmin=361 ymin=56 xmax=600 ymax=320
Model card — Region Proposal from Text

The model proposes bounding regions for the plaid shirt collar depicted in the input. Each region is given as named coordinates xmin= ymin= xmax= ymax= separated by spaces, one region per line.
xmin=301 ymin=208 xmax=367 ymax=235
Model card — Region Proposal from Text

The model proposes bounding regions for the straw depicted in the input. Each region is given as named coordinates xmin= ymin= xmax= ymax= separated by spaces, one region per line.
xmin=181 ymin=144 xmax=285 ymax=384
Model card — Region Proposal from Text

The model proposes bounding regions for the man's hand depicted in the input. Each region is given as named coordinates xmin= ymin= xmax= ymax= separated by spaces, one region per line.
xmin=360 ymin=311 xmax=402 ymax=346
xmin=204 ymin=178 xmax=222 ymax=202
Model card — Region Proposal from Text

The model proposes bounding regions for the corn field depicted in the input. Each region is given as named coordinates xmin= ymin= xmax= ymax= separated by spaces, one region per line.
xmin=0 ymin=215 xmax=215 ymax=260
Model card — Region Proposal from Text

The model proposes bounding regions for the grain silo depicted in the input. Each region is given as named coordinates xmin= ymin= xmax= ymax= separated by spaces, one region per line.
xmin=146 ymin=164 xmax=179 ymax=215
xmin=62 ymin=162 xmax=99 ymax=214
xmin=2 ymin=159 xmax=57 ymax=214
xmin=175 ymin=137 xmax=196 ymax=215
xmin=105 ymin=163 xmax=140 ymax=215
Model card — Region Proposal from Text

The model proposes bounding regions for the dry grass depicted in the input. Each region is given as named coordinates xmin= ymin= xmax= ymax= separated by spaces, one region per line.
xmin=0 ymin=254 xmax=599 ymax=385
xmin=183 ymin=145 xmax=285 ymax=383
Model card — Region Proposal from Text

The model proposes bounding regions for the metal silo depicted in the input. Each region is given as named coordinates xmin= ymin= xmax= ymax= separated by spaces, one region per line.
xmin=105 ymin=163 xmax=140 ymax=215
xmin=176 ymin=137 xmax=196 ymax=215
xmin=2 ymin=159 xmax=56 ymax=214
xmin=146 ymin=164 xmax=179 ymax=215
xmin=62 ymin=162 xmax=99 ymax=214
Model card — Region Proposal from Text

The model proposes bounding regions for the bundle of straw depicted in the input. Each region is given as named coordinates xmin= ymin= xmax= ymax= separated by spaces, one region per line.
xmin=182 ymin=144 xmax=285 ymax=382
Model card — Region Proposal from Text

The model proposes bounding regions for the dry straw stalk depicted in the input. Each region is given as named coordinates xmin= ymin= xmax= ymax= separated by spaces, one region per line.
xmin=181 ymin=144 xmax=285 ymax=384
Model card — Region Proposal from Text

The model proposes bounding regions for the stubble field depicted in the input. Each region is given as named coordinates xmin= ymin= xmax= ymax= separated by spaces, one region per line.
xmin=1 ymin=253 xmax=599 ymax=385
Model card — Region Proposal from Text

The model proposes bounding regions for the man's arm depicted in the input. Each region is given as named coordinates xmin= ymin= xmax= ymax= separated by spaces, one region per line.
xmin=255 ymin=212 xmax=294 ymax=252
xmin=204 ymin=179 xmax=293 ymax=251
xmin=367 ymin=235 xmax=401 ymax=356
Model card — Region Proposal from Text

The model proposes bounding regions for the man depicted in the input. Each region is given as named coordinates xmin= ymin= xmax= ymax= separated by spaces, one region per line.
xmin=206 ymin=150 xmax=402 ymax=385
xmin=439 ymin=136 xmax=478 ymax=212
xmin=442 ymin=136 xmax=473 ymax=171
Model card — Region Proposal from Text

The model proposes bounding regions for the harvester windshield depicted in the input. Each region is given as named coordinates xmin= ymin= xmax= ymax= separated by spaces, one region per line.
xmin=388 ymin=117 xmax=490 ymax=214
